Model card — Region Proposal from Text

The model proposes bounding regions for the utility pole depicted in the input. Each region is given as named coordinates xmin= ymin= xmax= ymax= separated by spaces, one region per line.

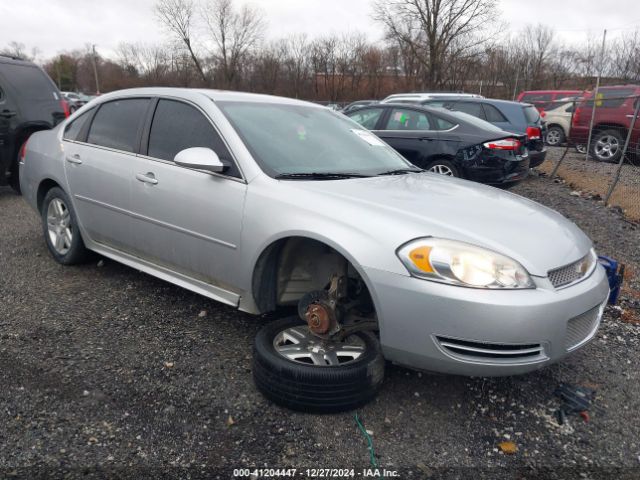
xmin=584 ymin=29 xmax=607 ymax=162
xmin=91 ymin=44 xmax=100 ymax=95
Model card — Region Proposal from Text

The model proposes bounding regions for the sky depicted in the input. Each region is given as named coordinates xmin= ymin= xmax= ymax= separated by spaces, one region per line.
xmin=1 ymin=0 xmax=639 ymax=61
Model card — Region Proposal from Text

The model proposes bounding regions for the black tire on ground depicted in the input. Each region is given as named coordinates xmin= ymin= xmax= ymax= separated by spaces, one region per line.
xmin=591 ymin=129 xmax=625 ymax=163
xmin=253 ymin=316 xmax=385 ymax=413
xmin=424 ymin=159 xmax=460 ymax=178
xmin=545 ymin=126 xmax=566 ymax=146
xmin=41 ymin=187 xmax=90 ymax=265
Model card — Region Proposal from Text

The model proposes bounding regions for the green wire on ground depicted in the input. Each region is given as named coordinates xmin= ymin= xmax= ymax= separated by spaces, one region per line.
xmin=354 ymin=413 xmax=378 ymax=469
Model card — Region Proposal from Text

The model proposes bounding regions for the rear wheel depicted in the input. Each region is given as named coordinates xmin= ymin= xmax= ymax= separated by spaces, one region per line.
xmin=253 ymin=316 xmax=385 ymax=412
xmin=41 ymin=187 xmax=90 ymax=265
xmin=591 ymin=129 xmax=624 ymax=163
xmin=545 ymin=126 xmax=565 ymax=146
xmin=425 ymin=159 xmax=460 ymax=177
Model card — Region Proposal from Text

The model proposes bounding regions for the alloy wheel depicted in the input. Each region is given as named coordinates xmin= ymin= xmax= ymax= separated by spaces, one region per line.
xmin=47 ymin=198 xmax=73 ymax=255
xmin=429 ymin=164 xmax=454 ymax=176
xmin=546 ymin=129 xmax=562 ymax=146
xmin=594 ymin=135 xmax=620 ymax=160
xmin=273 ymin=325 xmax=366 ymax=366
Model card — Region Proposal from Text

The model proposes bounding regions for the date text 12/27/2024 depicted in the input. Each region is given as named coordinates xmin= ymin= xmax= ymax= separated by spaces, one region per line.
xmin=233 ymin=468 xmax=400 ymax=478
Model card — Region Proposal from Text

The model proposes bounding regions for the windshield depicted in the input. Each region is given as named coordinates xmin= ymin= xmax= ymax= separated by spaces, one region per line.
xmin=217 ymin=101 xmax=413 ymax=177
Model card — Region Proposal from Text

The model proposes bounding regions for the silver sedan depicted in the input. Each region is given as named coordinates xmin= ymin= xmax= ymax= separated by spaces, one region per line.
xmin=19 ymin=88 xmax=610 ymax=412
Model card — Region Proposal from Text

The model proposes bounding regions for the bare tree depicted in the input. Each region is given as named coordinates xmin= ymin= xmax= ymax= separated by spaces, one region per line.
xmin=155 ymin=0 xmax=208 ymax=84
xmin=373 ymin=0 xmax=498 ymax=89
xmin=202 ymin=0 xmax=265 ymax=88
xmin=1 ymin=41 xmax=40 ymax=61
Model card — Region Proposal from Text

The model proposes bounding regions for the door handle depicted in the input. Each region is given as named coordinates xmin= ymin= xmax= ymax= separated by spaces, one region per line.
xmin=0 ymin=109 xmax=17 ymax=118
xmin=420 ymin=137 xmax=435 ymax=141
xmin=65 ymin=154 xmax=82 ymax=164
xmin=136 ymin=172 xmax=158 ymax=185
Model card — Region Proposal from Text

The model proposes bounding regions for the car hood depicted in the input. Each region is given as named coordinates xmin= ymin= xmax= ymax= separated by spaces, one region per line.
xmin=287 ymin=173 xmax=591 ymax=277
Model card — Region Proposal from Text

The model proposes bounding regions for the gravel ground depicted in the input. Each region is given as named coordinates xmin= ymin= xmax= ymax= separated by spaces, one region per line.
xmin=1 ymin=174 xmax=639 ymax=480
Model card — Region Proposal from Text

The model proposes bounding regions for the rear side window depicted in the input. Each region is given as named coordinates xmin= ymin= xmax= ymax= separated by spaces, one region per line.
xmin=63 ymin=109 xmax=94 ymax=141
xmin=1 ymin=64 xmax=57 ymax=100
xmin=523 ymin=106 xmax=540 ymax=124
xmin=385 ymin=108 xmax=431 ymax=130
xmin=450 ymin=102 xmax=484 ymax=119
xmin=483 ymin=104 xmax=508 ymax=122
xmin=431 ymin=114 xmax=456 ymax=130
xmin=347 ymin=108 xmax=384 ymax=130
xmin=147 ymin=99 xmax=238 ymax=177
xmin=588 ymin=88 xmax=637 ymax=108
xmin=87 ymin=99 xmax=150 ymax=153
xmin=521 ymin=93 xmax=552 ymax=103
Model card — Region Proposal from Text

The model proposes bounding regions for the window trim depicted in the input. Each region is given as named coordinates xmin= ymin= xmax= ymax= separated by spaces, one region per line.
xmin=140 ymin=95 xmax=246 ymax=183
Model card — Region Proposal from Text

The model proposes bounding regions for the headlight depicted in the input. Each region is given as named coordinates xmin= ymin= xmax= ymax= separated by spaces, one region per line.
xmin=397 ymin=238 xmax=534 ymax=289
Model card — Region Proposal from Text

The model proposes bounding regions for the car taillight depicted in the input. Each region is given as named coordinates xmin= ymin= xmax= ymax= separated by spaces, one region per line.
xmin=19 ymin=138 xmax=29 ymax=163
xmin=60 ymin=99 xmax=70 ymax=118
xmin=572 ymin=107 xmax=582 ymax=126
xmin=483 ymin=138 xmax=521 ymax=150
xmin=526 ymin=126 xmax=541 ymax=140
xmin=540 ymin=109 xmax=546 ymax=118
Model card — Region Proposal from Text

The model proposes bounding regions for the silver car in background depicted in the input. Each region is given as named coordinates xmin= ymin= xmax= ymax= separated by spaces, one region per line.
xmin=20 ymin=88 xmax=610 ymax=412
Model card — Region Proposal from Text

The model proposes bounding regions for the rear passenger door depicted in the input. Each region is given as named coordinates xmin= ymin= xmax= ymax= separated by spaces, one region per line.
xmin=64 ymin=97 xmax=151 ymax=251
xmin=375 ymin=107 xmax=440 ymax=166
xmin=0 ymin=74 xmax=17 ymax=181
xmin=128 ymin=98 xmax=247 ymax=305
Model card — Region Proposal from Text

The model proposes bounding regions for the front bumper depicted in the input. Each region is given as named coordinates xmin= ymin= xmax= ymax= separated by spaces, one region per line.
xmin=365 ymin=264 xmax=609 ymax=376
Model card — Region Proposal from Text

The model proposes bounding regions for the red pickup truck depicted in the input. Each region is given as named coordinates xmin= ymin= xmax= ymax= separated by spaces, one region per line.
xmin=569 ymin=85 xmax=640 ymax=164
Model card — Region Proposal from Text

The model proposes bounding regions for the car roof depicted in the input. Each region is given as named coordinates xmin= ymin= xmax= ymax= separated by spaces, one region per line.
xmin=434 ymin=97 xmax=534 ymax=108
xmin=0 ymin=55 xmax=40 ymax=67
xmin=382 ymin=92 xmax=482 ymax=101
xmin=94 ymin=87 xmax=324 ymax=108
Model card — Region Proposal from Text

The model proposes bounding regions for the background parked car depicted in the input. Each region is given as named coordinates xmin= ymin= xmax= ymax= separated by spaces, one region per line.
xmin=542 ymin=100 xmax=578 ymax=146
xmin=418 ymin=97 xmax=547 ymax=168
xmin=381 ymin=92 xmax=483 ymax=105
xmin=342 ymin=100 xmax=378 ymax=113
xmin=346 ymin=103 xmax=530 ymax=186
xmin=61 ymin=91 xmax=90 ymax=113
xmin=517 ymin=90 xmax=584 ymax=112
xmin=0 ymin=54 xmax=68 ymax=192
xmin=569 ymin=85 xmax=640 ymax=164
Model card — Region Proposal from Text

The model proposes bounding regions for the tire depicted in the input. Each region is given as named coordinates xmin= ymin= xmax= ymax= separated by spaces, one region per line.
xmin=41 ymin=187 xmax=90 ymax=265
xmin=575 ymin=144 xmax=587 ymax=154
xmin=425 ymin=159 xmax=460 ymax=177
xmin=591 ymin=129 xmax=624 ymax=163
xmin=545 ymin=126 xmax=565 ymax=146
xmin=253 ymin=316 xmax=385 ymax=413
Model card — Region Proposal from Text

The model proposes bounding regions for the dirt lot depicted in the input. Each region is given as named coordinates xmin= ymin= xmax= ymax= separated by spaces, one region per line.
xmin=540 ymin=147 xmax=640 ymax=222
xmin=1 ymin=171 xmax=640 ymax=479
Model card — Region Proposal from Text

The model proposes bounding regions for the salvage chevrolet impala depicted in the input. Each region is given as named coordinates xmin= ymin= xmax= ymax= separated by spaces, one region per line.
xmin=20 ymin=88 xmax=610 ymax=412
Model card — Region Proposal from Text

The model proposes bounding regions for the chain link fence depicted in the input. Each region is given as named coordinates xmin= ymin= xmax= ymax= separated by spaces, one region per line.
xmin=536 ymin=87 xmax=640 ymax=223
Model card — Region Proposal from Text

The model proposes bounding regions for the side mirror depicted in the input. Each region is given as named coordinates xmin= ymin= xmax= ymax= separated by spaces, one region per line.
xmin=174 ymin=147 xmax=226 ymax=173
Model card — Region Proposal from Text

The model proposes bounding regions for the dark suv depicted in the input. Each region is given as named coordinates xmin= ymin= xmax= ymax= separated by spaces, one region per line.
xmin=0 ymin=55 xmax=68 ymax=192
xmin=569 ymin=85 xmax=640 ymax=164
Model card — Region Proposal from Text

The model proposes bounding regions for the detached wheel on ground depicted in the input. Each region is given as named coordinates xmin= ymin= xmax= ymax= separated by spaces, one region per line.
xmin=425 ymin=159 xmax=460 ymax=177
xmin=41 ymin=187 xmax=90 ymax=265
xmin=545 ymin=126 xmax=565 ymax=146
xmin=575 ymin=144 xmax=587 ymax=154
xmin=591 ymin=129 xmax=624 ymax=163
xmin=252 ymin=316 xmax=385 ymax=413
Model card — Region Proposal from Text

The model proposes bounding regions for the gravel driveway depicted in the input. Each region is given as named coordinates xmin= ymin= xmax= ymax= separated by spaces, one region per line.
xmin=1 ymin=174 xmax=639 ymax=479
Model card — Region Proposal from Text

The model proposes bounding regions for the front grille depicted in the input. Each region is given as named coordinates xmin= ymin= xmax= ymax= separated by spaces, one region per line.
xmin=435 ymin=336 xmax=545 ymax=364
xmin=566 ymin=305 xmax=602 ymax=351
xmin=548 ymin=256 xmax=587 ymax=288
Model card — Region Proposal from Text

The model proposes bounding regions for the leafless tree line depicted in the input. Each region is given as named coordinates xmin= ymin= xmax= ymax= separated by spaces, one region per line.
xmin=3 ymin=0 xmax=639 ymax=101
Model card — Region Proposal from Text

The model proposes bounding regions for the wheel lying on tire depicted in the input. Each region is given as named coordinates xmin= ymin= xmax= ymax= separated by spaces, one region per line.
xmin=41 ymin=187 xmax=90 ymax=265
xmin=252 ymin=316 xmax=385 ymax=412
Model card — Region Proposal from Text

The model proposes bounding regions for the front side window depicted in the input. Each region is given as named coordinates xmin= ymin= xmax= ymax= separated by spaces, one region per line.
xmin=147 ymin=100 xmax=235 ymax=176
xmin=217 ymin=101 xmax=412 ymax=177
xmin=346 ymin=107 xmax=384 ymax=130
xmin=87 ymin=99 xmax=150 ymax=153
xmin=385 ymin=108 xmax=431 ymax=130
xmin=63 ymin=108 xmax=94 ymax=141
